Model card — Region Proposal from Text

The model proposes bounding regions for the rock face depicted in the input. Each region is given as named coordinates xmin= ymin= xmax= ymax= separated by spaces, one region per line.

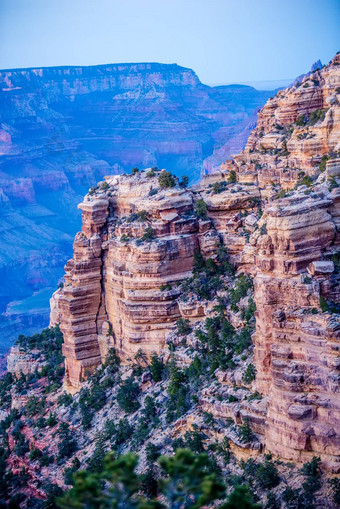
xmin=52 ymin=171 xmax=216 ymax=389
xmin=52 ymin=54 xmax=340 ymax=469
xmin=216 ymin=55 xmax=340 ymax=471
xmin=0 ymin=63 xmax=275 ymax=349
xmin=254 ymin=192 xmax=340 ymax=471
xmin=220 ymin=53 xmax=340 ymax=194
xmin=6 ymin=346 xmax=44 ymax=376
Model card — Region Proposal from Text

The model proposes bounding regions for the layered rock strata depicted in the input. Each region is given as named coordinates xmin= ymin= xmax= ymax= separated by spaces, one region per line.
xmin=52 ymin=172 xmax=218 ymax=389
xmin=51 ymin=55 xmax=340 ymax=469
xmin=220 ymin=53 xmax=340 ymax=194
xmin=209 ymin=55 xmax=340 ymax=470
xmin=253 ymin=191 xmax=340 ymax=471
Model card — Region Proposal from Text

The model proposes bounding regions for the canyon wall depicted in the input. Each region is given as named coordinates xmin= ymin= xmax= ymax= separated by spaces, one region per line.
xmin=0 ymin=62 xmax=276 ymax=349
xmin=49 ymin=55 xmax=340 ymax=469
xmin=53 ymin=172 xmax=217 ymax=389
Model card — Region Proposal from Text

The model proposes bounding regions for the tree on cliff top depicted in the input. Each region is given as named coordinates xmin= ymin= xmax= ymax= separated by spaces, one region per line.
xmin=158 ymin=171 xmax=176 ymax=188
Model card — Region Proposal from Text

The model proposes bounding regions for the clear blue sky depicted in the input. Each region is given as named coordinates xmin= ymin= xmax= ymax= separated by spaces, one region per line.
xmin=0 ymin=0 xmax=339 ymax=85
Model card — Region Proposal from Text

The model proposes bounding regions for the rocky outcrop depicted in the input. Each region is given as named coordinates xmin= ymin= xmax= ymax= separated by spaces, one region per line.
xmin=0 ymin=63 xmax=275 ymax=349
xmin=220 ymin=53 xmax=340 ymax=195
xmin=253 ymin=191 xmax=340 ymax=471
xmin=204 ymin=55 xmax=340 ymax=471
xmin=7 ymin=346 xmax=45 ymax=376
xmin=51 ymin=171 xmax=219 ymax=389
xmin=51 ymin=54 xmax=340 ymax=470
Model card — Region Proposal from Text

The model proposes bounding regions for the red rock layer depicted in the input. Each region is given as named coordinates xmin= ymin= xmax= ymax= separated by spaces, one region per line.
xmin=52 ymin=172 xmax=213 ymax=390
xmin=220 ymin=53 xmax=340 ymax=194
xmin=253 ymin=191 xmax=340 ymax=471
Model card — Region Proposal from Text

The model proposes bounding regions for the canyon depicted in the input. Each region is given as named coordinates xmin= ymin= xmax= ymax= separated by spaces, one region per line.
xmin=1 ymin=53 xmax=339 ymax=507
xmin=49 ymin=53 xmax=340 ymax=471
xmin=0 ymin=62 xmax=275 ymax=350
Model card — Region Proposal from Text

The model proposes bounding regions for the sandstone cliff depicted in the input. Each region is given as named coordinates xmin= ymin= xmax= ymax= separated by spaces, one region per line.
xmin=48 ymin=55 xmax=340 ymax=472
xmin=0 ymin=63 xmax=274 ymax=349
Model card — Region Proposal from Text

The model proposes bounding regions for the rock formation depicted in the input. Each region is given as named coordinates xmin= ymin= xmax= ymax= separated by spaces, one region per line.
xmin=49 ymin=54 xmax=340 ymax=470
xmin=52 ymin=171 xmax=218 ymax=389
xmin=0 ymin=62 xmax=275 ymax=348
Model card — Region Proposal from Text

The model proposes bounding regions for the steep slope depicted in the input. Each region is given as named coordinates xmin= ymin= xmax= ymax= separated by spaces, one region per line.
xmin=49 ymin=54 xmax=340 ymax=469
xmin=1 ymin=54 xmax=340 ymax=508
xmin=0 ymin=63 xmax=275 ymax=349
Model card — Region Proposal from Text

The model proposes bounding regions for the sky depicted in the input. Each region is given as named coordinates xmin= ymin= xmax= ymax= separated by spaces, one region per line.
xmin=0 ymin=0 xmax=339 ymax=86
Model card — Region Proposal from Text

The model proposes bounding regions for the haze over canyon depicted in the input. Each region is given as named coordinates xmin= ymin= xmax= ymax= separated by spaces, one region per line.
xmin=0 ymin=62 xmax=280 ymax=350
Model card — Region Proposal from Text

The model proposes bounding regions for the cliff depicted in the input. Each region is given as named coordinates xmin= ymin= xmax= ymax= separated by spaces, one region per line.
xmin=0 ymin=62 xmax=276 ymax=349
xmin=2 ymin=55 xmax=340 ymax=508
xmin=47 ymin=54 xmax=340 ymax=474
xmin=52 ymin=171 xmax=210 ymax=389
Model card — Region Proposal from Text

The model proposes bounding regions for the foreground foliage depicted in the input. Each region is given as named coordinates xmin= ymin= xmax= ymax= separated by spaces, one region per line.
xmin=58 ymin=449 xmax=259 ymax=509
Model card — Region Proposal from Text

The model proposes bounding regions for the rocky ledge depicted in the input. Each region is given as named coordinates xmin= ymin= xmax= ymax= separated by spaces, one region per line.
xmin=45 ymin=54 xmax=340 ymax=472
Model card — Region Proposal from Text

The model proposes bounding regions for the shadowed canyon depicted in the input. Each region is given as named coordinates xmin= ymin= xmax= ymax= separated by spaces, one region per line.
xmin=0 ymin=63 xmax=277 ymax=349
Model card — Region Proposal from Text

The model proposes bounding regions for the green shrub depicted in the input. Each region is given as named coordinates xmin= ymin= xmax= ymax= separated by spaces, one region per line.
xmin=141 ymin=226 xmax=155 ymax=242
xmin=101 ymin=181 xmax=109 ymax=190
xmin=282 ymin=486 xmax=302 ymax=508
xmin=58 ymin=392 xmax=73 ymax=407
xmin=46 ymin=413 xmax=57 ymax=427
xmin=131 ymin=167 xmax=140 ymax=174
xmin=146 ymin=169 xmax=155 ymax=178
xmin=120 ymin=234 xmax=130 ymax=242
xmin=308 ymin=108 xmax=327 ymax=125
xmin=188 ymin=356 xmax=203 ymax=379
xmin=14 ymin=432 xmax=29 ymax=456
xmin=275 ymin=188 xmax=288 ymax=199
xmin=158 ymin=171 xmax=175 ymax=188
xmin=176 ymin=318 xmax=192 ymax=336
xmin=217 ymin=245 xmax=236 ymax=276
xmin=229 ymin=274 xmax=253 ymax=312
xmin=194 ymin=199 xmax=208 ymax=219
xmin=281 ymin=140 xmax=289 ymax=156
xmin=160 ymin=283 xmax=172 ymax=291
xmin=166 ymin=360 xmax=190 ymax=421
xmin=320 ymin=296 xmax=329 ymax=312
xmin=145 ymin=442 xmax=161 ymax=463
xmin=29 ymin=448 xmax=43 ymax=461
xmin=329 ymin=478 xmax=340 ymax=505
xmin=58 ymin=449 xmax=230 ymax=509
xmin=114 ymin=418 xmax=134 ymax=446
xmin=149 ymin=354 xmax=164 ymax=382
xmin=329 ymin=177 xmax=339 ymax=191
xmin=300 ymin=175 xmax=313 ymax=187
xmin=318 ymin=154 xmax=328 ymax=172
xmin=87 ymin=438 xmax=106 ymax=474
xmin=242 ymin=364 xmax=256 ymax=384
xmin=256 ymin=459 xmax=280 ymax=489
xmin=212 ymin=180 xmax=228 ymax=194
xmin=57 ymin=422 xmax=77 ymax=459
xmin=228 ymin=395 xmax=238 ymax=403
xmin=228 ymin=170 xmax=237 ymax=183
xmin=179 ymin=175 xmax=189 ymax=188
xmin=238 ymin=419 xmax=253 ymax=443
xmin=25 ymin=395 xmax=46 ymax=417
xmin=301 ymin=456 xmax=321 ymax=477
xmin=296 ymin=114 xmax=308 ymax=126
xmin=64 ymin=457 xmax=80 ymax=485
xmin=248 ymin=391 xmax=262 ymax=401
xmin=117 ymin=377 xmax=140 ymax=413
xmin=242 ymin=298 xmax=256 ymax=322
xmin=127 ymin=210 xmax=149 ymax=222
xmin=184 ymin=428 xmax=206 ymax=453
xmin=301 ymin=456 xmax=322 ymax=506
